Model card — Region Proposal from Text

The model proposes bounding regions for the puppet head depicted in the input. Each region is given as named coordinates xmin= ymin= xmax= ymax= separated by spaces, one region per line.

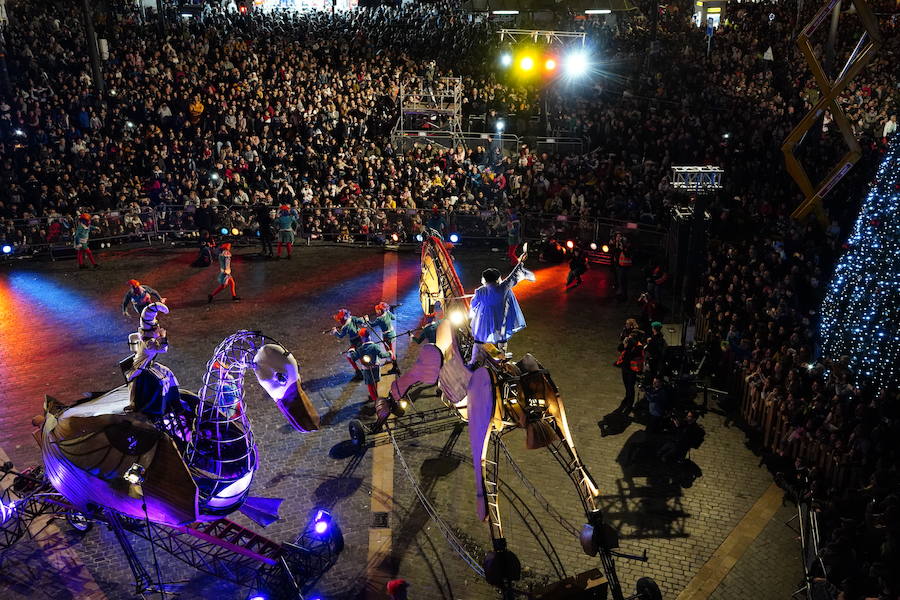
xmin=253 ymin=344 xmax=319 ymax=432
xmin=333 ymin=308 xmax=350 ymax=324
xmin=128 ymin=279 xmax=141 ymax=291
xmin=375 ymin=302 xmax=389 ymax=315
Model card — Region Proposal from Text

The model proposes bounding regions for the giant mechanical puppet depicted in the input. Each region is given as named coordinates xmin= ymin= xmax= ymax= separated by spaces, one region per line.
xmin=1 ymin=303 xmax=326 ymax=599
xmin=1 ymin=236 xmax=660 ymax=599
xmin=38 ymin=302 xmax=320 ymax=527
xmin=383 ymin=232 xmax=662 ymax=600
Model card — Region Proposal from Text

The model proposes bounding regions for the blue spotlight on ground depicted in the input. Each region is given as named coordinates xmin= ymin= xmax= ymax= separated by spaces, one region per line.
xmin=449 ymin=233 xmax=460 ymax=243
xmin=220 ymin=227 xmax=229 ymax=235
xmin=1 ymin=244 xmax=12 ymax=254
xmin=247 ymin=594 xmax=266 ymax=600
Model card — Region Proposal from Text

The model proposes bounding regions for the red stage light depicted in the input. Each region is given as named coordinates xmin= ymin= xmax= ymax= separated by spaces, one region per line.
xmin=566 ymin=240 xmax=574 ymax=249
xmin=545 ymin=58 xmax=557 ymax=71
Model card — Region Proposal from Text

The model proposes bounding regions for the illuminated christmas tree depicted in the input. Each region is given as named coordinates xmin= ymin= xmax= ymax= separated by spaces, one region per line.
xmin=819 ymin=139 xmax=900 ymax=390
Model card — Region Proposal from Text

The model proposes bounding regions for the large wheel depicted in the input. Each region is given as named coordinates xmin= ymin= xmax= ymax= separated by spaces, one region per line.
xmin=66 ymin=512 xmax=93 ymax=533
xmin=635 ymin=577 xmax=662 ymax=600
xmin=349 ymin=419 xmax=367 ymax=447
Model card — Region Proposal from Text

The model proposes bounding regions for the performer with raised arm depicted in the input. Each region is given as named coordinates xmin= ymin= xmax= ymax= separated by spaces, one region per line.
xmin=73 ymin=213 xmax=99 ymax=269
xmin=468 ymin=244 xmax=534 ymax=365
xmin=122 ymin=279 xmax=166 ymax=316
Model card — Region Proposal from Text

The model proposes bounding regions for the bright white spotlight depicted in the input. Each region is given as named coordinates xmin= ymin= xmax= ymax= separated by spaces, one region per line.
xmin=415 ymin=233 xmax=424 ymax=242
xmin=2 ymin=244 xmax=13 ymax=254
xmin=519 ymin=56 xmax=534 ymax=71
xmin=496 ymin=120 xmax=505 ymax=133
xmin=566 ymin=240 xmax=575 ymax=250
xmin=564 ymin=51 xmax=589 ymax=78
xmin=449 ymin=310 xmax=465 ymax=326
xmin=13 ymin=129 xmax=24 ymax=136
xmin=449 ymin=233 xmax=460 ymax=243
xmin=590 ymin=242 xmax=598 ymax=251
xmin=500 ymin=53 xmax=513 ymax=67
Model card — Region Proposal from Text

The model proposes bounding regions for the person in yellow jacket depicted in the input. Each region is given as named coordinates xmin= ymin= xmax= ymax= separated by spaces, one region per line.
xmin=188 ymin=96 xmax=205 ymax=125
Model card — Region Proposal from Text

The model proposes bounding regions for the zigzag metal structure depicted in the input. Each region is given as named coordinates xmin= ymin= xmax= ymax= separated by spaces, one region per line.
xmin=782 ymin=0 xmax=882 ymax=220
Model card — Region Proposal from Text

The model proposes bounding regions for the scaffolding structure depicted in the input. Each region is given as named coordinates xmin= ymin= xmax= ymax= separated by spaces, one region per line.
xmin=393 ymin=76 xmax=464 ymax=150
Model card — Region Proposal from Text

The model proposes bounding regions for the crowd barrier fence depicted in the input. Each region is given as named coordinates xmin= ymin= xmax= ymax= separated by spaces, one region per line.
xmin=694 ymin=311 xmax=862 ymax=493
xmin=3 ymin=206 xmax=666 ymax=258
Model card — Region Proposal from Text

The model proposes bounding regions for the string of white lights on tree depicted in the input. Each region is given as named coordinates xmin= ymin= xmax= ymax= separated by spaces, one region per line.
xmin=819 ymin=138 xmax=900 ymax=390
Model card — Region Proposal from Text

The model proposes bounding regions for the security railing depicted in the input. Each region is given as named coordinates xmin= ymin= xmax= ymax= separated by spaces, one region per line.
xmin=2 ymin=205 xmax=666 ymax=259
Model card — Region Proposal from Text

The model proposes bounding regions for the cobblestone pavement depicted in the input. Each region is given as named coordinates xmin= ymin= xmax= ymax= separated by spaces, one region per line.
xmin=0 ymin=245 xmax=801 ymax=599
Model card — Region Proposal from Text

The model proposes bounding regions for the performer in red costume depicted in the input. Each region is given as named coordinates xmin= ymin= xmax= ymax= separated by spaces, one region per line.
xmin=208 ymin=243 xmax=240 ymax=303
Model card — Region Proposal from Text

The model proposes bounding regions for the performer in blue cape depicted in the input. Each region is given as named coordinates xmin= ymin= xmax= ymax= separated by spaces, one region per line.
xmin=468 ymin=247 xmax=534 ymax=363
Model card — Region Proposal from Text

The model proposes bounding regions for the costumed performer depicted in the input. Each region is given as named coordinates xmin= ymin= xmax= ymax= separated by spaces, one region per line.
xmin=122 ymin=279 xmax=166 ymax=316
xmin=73 ymin=213 xmax=99 ymax=268
xmin=125 ymin=303 xmax=180 ymax=417
xmin=347 ymin=328 xmax=392 ymax=405
xmin=332 ymin=308 xmax=366 ymax=380
xmin=275 ymin=205 xmax=299 ymax=259
xmin=468 ymin=246 xmax=534 ymax=365
xmin=208 ymin=242 xmax=240 ymax=303
xmin=370 ymin=301 xmax=400 ymax=374
xmin=414 ymin=301 xmax=444 ymax=345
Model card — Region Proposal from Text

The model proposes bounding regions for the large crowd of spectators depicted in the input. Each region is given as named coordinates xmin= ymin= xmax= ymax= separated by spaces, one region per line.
xmin=1 ymin=0 xmax=899 ymax=596
xmin=1 ymin=0 xmax=891 ymax=253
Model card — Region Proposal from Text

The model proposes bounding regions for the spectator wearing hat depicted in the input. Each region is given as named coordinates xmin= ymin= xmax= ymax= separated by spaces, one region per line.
xmin=208 ymin=242 xmax=239 ymax=303
xmin=386 ymin=578 xmax=409 ymax=600
xmin=122 ymin=279 xmax=165 ymax=316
